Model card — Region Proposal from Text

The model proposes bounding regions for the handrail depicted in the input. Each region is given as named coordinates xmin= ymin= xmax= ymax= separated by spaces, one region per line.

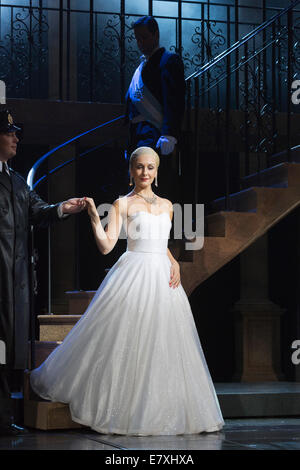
xmin=32 ymin=137 xmax=119 ymax=190
xmin=191 ymin=27 xmax=286 ymax=99
xmin=185 ymin=0 xmax=300 ymax=82
xmin=271 ymin=144 xmax=300 ymax=160
xmin=27 ymin=114 xmax=125 ymax=189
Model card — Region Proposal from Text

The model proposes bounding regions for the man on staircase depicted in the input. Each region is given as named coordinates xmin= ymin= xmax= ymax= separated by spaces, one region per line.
xmin=0 ymin=108 xmax=85 ymax=435
xmin=125 ymin=16 xmax=186 ymax=204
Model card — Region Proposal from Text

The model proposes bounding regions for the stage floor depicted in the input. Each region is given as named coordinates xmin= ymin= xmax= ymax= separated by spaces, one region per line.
xmin=1 ymin=418 xmax=300 ymax=450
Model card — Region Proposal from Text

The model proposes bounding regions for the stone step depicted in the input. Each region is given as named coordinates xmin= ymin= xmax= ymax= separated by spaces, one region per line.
xmin=23 ymin=374 xmax=300 ymax=430
xmin=181 ymin=185 xmax=300 ymax=296
xmin=23 ymin=370 xmax=83 ymax=430
xmin=24 ymin=400 xmax=83 ymax=430
xmin=205 ymin=211 xmax=259 ymax=238
xmin=38 ymin=315 xmax=82 ymax=342
xmin=216 ymin=382 xmax=300 ymax=418
xmin=241 ymin=162 xmax=300 ymax=189
xmin=65 ymin=290 xmax=96 ymax=314
xmin=209 ymin=162 xmax=300 ymax=214
xmin=29 ymin=341 xmax=61 ymax=368
xmin=209 ymin=187 xmax=257 ymax=214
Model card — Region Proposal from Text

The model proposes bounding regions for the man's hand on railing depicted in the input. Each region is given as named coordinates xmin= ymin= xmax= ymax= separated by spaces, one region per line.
xmin=61 ymin=197 xmax=86 ymax=215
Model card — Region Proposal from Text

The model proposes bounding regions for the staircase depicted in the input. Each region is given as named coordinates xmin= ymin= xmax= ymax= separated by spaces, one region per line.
xmin=22 ymin=0 xmax=300 ymax=430
xmin=178 ymin=162 xmax=300 ymax=296
xmin=23 ymin=157 xmax=300 ymax=430
xmin=23 ymin=292 xmax=92 ymax=430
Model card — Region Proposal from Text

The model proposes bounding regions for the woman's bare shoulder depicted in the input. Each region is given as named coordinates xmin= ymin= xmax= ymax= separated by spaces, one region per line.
xmin=112 ymin=194 xmax=134 ymax=216
xmin=157 ymin=197 xmax=173 ymax=211
xmin=111 ymin=196 xmax=125 ymax=212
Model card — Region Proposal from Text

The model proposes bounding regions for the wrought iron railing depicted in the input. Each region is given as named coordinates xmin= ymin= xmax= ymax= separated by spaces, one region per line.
xmin=1 ymin=0 xmax=299 ymax=104
xmin=185 ymin=0 xmax=300 ymax=206
xmin=25 ymin=0 xmax=300 ymax=318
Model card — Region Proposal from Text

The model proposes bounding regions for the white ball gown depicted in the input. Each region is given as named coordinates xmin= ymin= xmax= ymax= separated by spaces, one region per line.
xmin=30 ymin=210 xmax=224 ymax=436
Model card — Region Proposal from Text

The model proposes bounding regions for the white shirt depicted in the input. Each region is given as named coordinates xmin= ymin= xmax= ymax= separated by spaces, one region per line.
xmin=0 ymin=161 xmax=9 ymax=173
xmin=0 ymin=161 xmax=66 ymax=218
xmin=131 ymin=46 xmax=161 ymax=124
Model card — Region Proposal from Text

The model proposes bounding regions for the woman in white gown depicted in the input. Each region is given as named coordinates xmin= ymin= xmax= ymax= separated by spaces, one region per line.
xmin=30 ymin=146 xmax=224 ymax=436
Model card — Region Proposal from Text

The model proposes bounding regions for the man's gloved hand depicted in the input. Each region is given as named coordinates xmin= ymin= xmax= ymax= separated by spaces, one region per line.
xmin=156 ymin=135 xmax=177 ymax=155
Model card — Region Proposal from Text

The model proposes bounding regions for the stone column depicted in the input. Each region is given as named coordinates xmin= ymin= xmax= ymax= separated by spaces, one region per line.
xmin=233 ymin=233 xmax=285 ymax=382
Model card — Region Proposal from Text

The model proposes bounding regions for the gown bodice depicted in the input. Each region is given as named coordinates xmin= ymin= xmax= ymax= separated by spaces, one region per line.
xmin=126 ymin=211 xmax=171 ymax=254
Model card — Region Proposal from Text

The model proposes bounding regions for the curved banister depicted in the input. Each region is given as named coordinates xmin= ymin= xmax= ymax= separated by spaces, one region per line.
xmin=27 ymin=114 xmax=125 ymax=189
xmin=32 ymin=137 xmax=118 ymax=189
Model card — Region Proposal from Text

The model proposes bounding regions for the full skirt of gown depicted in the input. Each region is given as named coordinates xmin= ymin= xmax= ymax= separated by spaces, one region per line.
xmin=30 ymin=211 xmax=224 ymax=435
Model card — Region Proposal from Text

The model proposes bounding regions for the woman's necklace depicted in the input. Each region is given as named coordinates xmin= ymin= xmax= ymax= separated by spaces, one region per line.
xmin=133 ymin=189 xmax=157 ymax=205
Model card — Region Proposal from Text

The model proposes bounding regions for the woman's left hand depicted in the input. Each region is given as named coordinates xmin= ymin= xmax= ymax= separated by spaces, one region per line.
xmin=169 ymin=261 xmax=181 ymax=289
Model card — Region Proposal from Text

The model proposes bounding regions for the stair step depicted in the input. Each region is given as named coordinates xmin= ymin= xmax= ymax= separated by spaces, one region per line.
xmin=23 ymin=370 xmax=83 ymax=430
xmin=23 ymin=376 xmax=300 ymax=430
xmin=24 ymin=400 xmax=83 ymax=430
xmin=29 ymin=341 xmax=61 ymax=369
xmin=241 ymin=162 xmax=300 ymax=189
xmin=205 ymin=211 xmax=259 ymax=238
xmin=216 ymin=382 xmax=300 ymax=418
xmin=209 ymin=187 xmax=257 ymax=213
xmin=181 ymin=185 xmax=300 ymax=295
xmin=209 ymin=163 xmax=300 ymax=215
xmin=38 ymin=315 xmax=82 ymax=342
xmin=254 ymin=186 xmax=300 ymax=218
xmin=65 ymin=290 xmax=96 ymax=314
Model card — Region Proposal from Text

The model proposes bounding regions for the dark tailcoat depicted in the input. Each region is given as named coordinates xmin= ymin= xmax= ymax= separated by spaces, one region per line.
xmin=125 ymin=47 xmax=186 ymax=147
xmin=0 ymin=168 xmax=60 ymax=369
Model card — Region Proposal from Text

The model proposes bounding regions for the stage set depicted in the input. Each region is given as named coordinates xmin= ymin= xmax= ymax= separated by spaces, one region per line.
xmin=1 ymin=0 xmax=300 ymax=452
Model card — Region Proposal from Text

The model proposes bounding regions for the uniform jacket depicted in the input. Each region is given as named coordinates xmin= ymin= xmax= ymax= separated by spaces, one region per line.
xmin=125 ymin=47 xmax=186 ymax=140
xmin=0 ymin=168 xmax=60 ymax=369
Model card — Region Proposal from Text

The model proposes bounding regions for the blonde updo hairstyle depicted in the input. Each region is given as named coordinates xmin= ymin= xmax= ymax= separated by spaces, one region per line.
xmin=129 ymin=146 xmax=160 ymax=170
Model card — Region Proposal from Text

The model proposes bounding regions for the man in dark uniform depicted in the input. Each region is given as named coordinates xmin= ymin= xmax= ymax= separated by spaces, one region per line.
xmin=125 ymin=16 xmax=186 ymax=203
xmin=0 ymin=108 xmax=85 ymax=435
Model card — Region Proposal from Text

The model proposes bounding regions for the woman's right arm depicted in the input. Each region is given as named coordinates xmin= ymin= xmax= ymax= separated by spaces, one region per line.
xmin=85 ymin=197 xmax=124 ymax=255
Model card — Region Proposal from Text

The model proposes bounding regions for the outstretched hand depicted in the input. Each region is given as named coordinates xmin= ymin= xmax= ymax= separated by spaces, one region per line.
xmin=83 ymin=197 xmax=99 ymax=218
xmin=61 ymin=197 xmax=86 ymax=214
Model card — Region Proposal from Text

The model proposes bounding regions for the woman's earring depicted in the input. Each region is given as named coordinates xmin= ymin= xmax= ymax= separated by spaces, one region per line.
xmin=129 ymin=174 xmax=133 ymax=186
xmin=155 ymin=174 xmax=158 ymax=187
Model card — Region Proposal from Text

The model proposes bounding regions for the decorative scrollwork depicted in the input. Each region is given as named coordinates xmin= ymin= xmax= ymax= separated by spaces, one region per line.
xmin=78 ymin=14 xmax=141 ymax=102
xmin=0 ymin=2 xmax=298 ymax=108
xmin=293 ymin=15 xmax=300 ymax=73
xmin=183 ymin=19 xmax=226 ymax=77
xmin=239 ymin=56 xmax=276 ymax=160
xmin=0 ymin=6 xmax=48 ymax=97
